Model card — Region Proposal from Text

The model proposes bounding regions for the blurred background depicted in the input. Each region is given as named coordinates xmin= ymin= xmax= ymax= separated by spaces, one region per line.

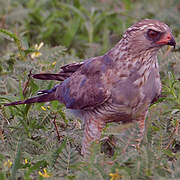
xmin=0 ymin=0 xmax=179 ymax=56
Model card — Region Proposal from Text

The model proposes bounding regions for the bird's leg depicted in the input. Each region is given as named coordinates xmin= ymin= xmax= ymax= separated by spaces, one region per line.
xmin=135 ymin=112 xmax=148 ymax=148
xmin=136 ymin=119 xmax=145 ymax=148
xmin=81 ymin=117 xmax=106 ymax=156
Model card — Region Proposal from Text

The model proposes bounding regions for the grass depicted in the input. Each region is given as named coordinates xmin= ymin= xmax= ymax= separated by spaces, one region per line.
xmin=0 ymin=0 xmax=179 ymax=179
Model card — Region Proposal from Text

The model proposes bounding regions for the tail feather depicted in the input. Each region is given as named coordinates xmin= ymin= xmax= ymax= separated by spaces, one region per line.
xmin=4 ymin=91 xmax=56 ymax=106
xmin=32 ymin=62 xmax=84 ymax=81
xmin=32 ymin=73 xmax=65 ymax=81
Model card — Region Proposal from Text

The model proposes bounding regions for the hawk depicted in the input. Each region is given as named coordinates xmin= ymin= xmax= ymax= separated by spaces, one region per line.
xmin=4 ymin=19 xmax=176 ymax=155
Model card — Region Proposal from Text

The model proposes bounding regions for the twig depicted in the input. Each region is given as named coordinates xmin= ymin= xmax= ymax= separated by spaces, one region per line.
xmin=23 ymin=69 xmax=32 ymax=97
xmin=175 ymin=119 xmax=179 ymax=135
xmin=0 ymin=128 xmax=4 ymax=142
xmin=53 ymin=114 xmax=62 ymax=142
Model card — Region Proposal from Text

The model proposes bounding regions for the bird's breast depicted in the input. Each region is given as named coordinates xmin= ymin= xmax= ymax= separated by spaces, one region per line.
xmin=141 ymin=66 xmax=161 ymax=104
xmin=110 ymin=65 xmax=161 ymax=112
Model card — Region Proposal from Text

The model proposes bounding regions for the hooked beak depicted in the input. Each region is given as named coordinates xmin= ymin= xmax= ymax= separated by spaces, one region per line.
xmin=156 ymin=32 xmax=176 ymax=49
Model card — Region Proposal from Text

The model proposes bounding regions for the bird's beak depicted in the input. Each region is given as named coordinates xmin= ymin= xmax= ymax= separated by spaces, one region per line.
xmin=156 ymin=32 xmax=176 ymax=49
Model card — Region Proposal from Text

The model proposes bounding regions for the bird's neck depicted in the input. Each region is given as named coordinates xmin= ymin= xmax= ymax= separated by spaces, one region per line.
xmin=107 ymin=39 xmax=159 ymax=70
xmin=106 ymin=39 xmax=160 ymax=86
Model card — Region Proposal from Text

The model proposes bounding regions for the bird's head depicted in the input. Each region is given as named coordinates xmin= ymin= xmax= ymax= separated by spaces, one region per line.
xmin=122 ymin=19 xmax=176 ymax=54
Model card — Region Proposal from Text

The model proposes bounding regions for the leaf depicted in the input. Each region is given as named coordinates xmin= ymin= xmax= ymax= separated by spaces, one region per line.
xmin=10 ymin=137 xmax=23 ymax=180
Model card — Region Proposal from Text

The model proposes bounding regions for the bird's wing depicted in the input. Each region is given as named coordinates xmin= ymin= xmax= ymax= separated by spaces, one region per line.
xmin=57 ymin=55 xmax=114 ymax=110
xmin=32 ymin=62 xmax=84 ymax=81
xmin=60 ymin=62 xmax=84 ymax=72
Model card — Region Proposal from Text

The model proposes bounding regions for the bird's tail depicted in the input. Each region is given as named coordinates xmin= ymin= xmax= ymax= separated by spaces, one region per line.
xmin=32 ymin=62 xmax=84 ymax=81
xmin=4 ymin=90 xmax=57 ymax=106
xmin=32 ymin=73 xmax=65 ymax=81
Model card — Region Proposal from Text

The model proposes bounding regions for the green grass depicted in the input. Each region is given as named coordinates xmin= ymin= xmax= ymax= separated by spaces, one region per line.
xmin=0 ymin=0 xmax=179 ymax=179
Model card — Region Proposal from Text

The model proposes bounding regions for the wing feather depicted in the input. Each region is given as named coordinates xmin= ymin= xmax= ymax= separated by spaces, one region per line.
xmin=32 ymin=62 xmax=84 ymax=81
xmin=56 ymin=55 xmax=114 ymax=110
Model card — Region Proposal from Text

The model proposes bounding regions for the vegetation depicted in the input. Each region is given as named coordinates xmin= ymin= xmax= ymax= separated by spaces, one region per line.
xmin=0 ymin=0 xmax=179 ymax=179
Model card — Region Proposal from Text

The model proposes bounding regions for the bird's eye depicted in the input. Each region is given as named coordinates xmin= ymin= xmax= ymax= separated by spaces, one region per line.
xmin=147 ymin=29 xmax=160 ymax=39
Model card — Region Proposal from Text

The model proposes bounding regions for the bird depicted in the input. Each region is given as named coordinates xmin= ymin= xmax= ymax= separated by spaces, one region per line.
xmin=4 ymin=19 xmax=176 ymax=156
